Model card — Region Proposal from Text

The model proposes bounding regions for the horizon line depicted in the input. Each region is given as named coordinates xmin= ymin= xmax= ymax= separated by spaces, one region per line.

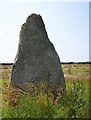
xmin=0 ymin=61 xmax=90 ymax=65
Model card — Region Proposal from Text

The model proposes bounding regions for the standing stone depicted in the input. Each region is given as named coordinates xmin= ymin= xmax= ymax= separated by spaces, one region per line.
xmin=10 ymin=13 xmax=65 ymax=91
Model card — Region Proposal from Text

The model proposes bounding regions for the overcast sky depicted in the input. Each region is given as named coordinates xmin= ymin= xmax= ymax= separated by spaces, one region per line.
xmin=0 ymin=1 xmax=89 ymax=63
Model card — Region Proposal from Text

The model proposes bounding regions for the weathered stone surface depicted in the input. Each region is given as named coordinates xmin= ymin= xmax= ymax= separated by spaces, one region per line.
xmin=10 ymin=13 xmax=65 ymax=91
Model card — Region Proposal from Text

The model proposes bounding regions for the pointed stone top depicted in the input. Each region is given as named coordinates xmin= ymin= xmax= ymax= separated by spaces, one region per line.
xmin=26 ymin=13 xmax=43 ymax=25
xmin=26 ymin=13 xmax=41 ymax=20
xmin=21 ymin=13 xmax=47 ymax=37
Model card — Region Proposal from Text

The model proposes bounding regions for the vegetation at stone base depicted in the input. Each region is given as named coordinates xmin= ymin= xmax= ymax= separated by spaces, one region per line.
xmin=0 ymin=63 xmax=90 ymax=118
xmin=1 ymin=78 xmax=89 ymax=118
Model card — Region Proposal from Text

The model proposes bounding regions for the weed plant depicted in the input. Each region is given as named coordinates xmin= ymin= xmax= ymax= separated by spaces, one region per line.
xmin=2 ymin=79 xmax=89 ymax=118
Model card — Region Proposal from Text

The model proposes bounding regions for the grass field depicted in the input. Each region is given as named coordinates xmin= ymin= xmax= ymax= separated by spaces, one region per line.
xmin=0 ymin=63 xmax=90 ymax=118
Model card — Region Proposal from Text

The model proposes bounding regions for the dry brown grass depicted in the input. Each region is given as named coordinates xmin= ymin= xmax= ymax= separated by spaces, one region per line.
xmin=61 ymin=63 xmax=89 ymax=82
xmin=0 ymin=63 xmax=90 ymax=82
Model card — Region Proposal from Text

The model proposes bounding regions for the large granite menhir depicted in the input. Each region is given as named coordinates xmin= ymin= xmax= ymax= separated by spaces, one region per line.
xmin=10 ymin=13 xmax=65 ymax=91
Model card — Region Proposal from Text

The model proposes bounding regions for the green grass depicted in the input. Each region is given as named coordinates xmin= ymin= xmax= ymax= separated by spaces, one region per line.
xmin=2 ymin=79 xmax=89 ymax=118
xmin=1 ymin=63 xmax=90 ymax=118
